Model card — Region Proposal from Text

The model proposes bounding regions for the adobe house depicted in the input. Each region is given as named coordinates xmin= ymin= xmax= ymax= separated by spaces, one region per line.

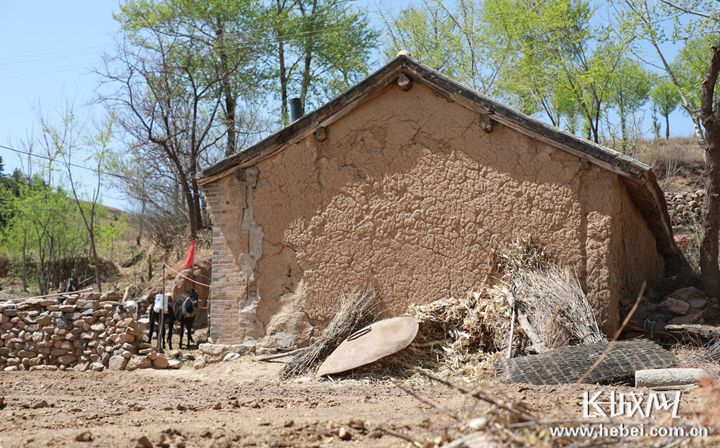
xmin=197 ymin=55 xmax=681 ymax=348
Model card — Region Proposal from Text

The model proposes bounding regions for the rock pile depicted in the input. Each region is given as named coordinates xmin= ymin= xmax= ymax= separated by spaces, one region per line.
xmin=625 ymin=286 xmax=720 ymax=329
xmin=665 ymin=189 xmax=704 ymax=227
xmin=0 ymin=291 xmax=174 ymax=372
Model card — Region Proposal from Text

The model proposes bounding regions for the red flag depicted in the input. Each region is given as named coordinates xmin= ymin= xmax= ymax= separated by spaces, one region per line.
xmin=182 ymin=240 xmax=197 ymax=270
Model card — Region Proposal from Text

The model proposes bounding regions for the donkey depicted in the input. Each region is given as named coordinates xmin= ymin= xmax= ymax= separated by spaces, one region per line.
xmin=166 ymin=290 xmax=199 ymax=349
xmin=147 ymin=293 xmax=173 ymax=351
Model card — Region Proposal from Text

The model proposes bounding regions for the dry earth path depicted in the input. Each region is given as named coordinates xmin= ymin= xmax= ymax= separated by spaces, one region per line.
xmin=0 ymin=360 xmax=713 ymax=447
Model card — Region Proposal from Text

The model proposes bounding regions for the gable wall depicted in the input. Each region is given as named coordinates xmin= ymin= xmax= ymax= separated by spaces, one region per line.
xmin=204 ymin=82 xmax=664 ymax=345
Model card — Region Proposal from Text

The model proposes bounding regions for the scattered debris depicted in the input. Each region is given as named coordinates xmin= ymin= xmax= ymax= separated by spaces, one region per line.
xmin=223 ymin=352 xmax=241 ymax=362
xmin=74 ymin=431 xmax=93 ymax=442
xmin=408 ymin=291 xmax=518 ymax=379
xmin=496 ymin=340 xmax=677 ymax=385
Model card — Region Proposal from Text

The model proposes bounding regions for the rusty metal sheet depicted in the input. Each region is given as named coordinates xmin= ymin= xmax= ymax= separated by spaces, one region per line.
xmin=316 ymin=316 xmax=419 ymax=377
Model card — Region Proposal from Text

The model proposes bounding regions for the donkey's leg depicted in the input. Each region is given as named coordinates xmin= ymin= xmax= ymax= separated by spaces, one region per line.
xmin=147 ymin=311 xmax=156 ymax=344
xmin=178 ymin=318 xmax=185 ymax=349
xmin=187 ymin=320 xmax=195 ymax=347
xmin=166 ymin=314 xmax=173 ymax=351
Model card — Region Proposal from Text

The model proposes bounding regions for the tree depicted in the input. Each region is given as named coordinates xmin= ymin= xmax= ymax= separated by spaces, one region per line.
xmin=481 ymin=0 xmax=629 ymax=143
xmin=618 ymin=0 xmax=707 ymax=140
xmin=269 ymin=0 xmax=379 ymax=125
xmin=116 ymin=0 xmax=266 ymax=157
xmin=1 ymin=179 xmax=88 ymax=294
xmin=38 ymin=106 xmax=115 ymax=293
xmin=384 ymin=0 xmax=507 ymax=95
xmin=645 ymin=0 xmax=720 ymax=295
xmin=651 ymin=78 xmax=681 ymax=139
xmin=608 ymin=58 xmax=652 ymax=153
xmin=101 ymin=28 xmax=224 ymax=237
xmin=673 ymin=35 xmax=718 ymax=113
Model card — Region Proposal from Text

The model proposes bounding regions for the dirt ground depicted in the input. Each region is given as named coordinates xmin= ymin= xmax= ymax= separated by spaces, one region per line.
xmin=0 ymin=358 xmax=716 ymax=448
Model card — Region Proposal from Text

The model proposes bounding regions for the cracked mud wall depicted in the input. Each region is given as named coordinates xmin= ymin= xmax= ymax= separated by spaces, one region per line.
xmin=204 ymin=81 xmax=665 ymax=345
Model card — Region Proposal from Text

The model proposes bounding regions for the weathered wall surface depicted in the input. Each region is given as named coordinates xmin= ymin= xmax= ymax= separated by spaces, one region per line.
xmin=618 ymin=185 xmax=665 ymax=300
xmin=0 ymin=292 xmax=170 ymax=372
xmin=204 ymin=82 xmax=666 ymax=345
xmin=203 ymin=169 xmax=265 ymax=344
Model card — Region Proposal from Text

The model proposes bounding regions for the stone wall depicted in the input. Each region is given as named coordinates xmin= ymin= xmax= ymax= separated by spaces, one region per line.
xmin=0 ymin=292 xmax=174 ymax=372
xmin=665 ymin=189 xmax=704 ymax=228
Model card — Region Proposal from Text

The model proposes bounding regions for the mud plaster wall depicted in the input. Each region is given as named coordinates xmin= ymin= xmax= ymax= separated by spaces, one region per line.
xmin=204 ymin=82 xmax=665 ymax=345
xmin=618 ymin=185 xmax=664 ymax=300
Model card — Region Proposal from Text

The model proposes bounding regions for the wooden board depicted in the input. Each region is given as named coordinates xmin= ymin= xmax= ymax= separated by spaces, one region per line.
xmin=316 ymin=317 xmax=419 ymax=377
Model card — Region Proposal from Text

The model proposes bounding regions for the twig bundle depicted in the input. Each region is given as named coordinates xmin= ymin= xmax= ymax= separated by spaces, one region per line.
xmin=279 ymin=289 xmax=378 ymax=379
xmin=509 ymin=266 xmax=605 ymax=349
xmin=708 ymin=335 xmax=720 ymax=363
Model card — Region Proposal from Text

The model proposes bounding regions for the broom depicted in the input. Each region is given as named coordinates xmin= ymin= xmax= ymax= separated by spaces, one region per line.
xmin=279 ymin=289 xmax=379 ymax=379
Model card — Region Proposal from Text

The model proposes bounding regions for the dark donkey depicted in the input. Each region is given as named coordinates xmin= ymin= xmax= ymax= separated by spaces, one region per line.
xmin=167 ymin=290 xmax=199 ymax=349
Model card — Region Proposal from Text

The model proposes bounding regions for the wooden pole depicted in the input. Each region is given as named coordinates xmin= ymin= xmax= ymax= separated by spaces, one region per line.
xmin=158 ymin=265 xmax=166 ymax=353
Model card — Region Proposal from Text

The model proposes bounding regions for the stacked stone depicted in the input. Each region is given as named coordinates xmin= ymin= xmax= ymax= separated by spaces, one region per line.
xmin=665 ymin=190 xmax=704 ymax=227
xmin=0 ymin=291 xmax=171 ymax=372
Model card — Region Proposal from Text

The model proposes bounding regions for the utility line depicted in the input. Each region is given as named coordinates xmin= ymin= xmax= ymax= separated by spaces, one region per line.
xmin=0 ymin=143 xmax=131 ymax=181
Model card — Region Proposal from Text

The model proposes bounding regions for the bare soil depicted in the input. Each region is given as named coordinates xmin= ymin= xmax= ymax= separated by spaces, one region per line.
xmin=0 ymin=359 xmax=715 ymax=448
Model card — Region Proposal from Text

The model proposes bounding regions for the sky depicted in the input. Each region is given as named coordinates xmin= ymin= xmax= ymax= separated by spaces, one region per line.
xmin=0 ymin=1 xmax=698 ymax=210
xmin=0 ymin=0 xmax=124 ymax=206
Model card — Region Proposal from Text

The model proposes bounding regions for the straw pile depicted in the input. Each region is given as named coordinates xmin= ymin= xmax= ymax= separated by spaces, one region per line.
xmin=400 ymin=237 xmax=605 ymax=379
xmin=279 ymin=290 xmax=379 ymax=379
xmin=407 ymin=290 xmax=525 ymax=379
xmin=400 ymin=237 xmax=555 ymax=379
xmin=492 ymin=236 xmax=554 ymax=283
xmin=506 ymin=266 xmax=605 ymax=350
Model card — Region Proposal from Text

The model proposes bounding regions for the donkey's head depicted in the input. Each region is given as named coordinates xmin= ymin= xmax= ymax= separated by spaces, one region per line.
xmin=185 ymin=289 xmax=199 ymax=314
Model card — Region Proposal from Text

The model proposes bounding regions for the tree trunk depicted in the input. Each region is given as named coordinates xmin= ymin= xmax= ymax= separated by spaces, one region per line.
xmin=215 ymin=23 xmax=237 ymax=157
xmin=191 ymin=178 xmax=203 ymax=231
xmin=89 ymin=233 xmax=102 ymax=293
xmin=619 ymin=101 xmax=628 ymax=153
xmin=277 ymin=0 xmax=289 ymax=126
xmin=699 ymin=43 xmax=720 ymax=297
xmin=299 ymin=0 xmax=318 ymax=106
xmin=665 ymin=112 xmax=670 ymax=140
xmin=700 ymin=128 xmax=720 ymax=296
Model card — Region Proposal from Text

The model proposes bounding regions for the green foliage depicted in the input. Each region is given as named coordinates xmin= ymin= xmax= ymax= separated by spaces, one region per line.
xmin=609 ymin=58 xmax=652 ymax=152
xmin=396 ymin=0 xmax=630 ymax=142
xmin=651 ymin=78 xmax=681 ymax=118
xmin=651 ymin=78 xmax=681 ymax=138
xmin=672 ymin=35 xmax=717 ymax=110
xmin=267 ymin=0 xmax=379 ymax=123
xmin=385 ymin=1 xmax=481 ymax=90
xmin=0 ymin=179 xmax=89 ymax=294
